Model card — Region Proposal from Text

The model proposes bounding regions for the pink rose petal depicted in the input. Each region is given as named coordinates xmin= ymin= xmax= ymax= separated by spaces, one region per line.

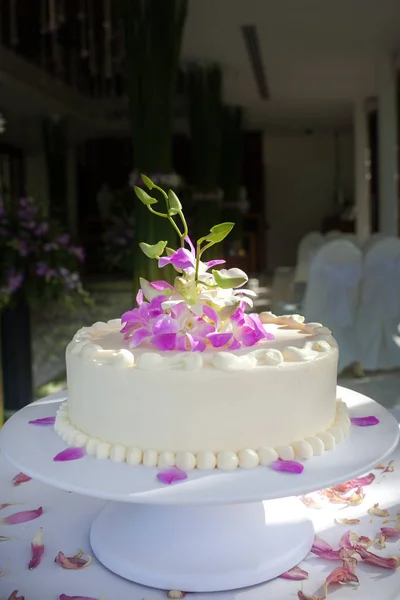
xmin=8 ymin=593 xmax=25 ymax=600
xmin=280 ymin=566 xmax=309 ymax=580
xmin=0 ymin=506 xmax=43 ymax=525
xmin=29 ymin=528 xmax=44 ymax=569
xmin=355 ymin=544 xmax=400 ymax=568
xmin=157 ymin=467 xmax=188 ymax=485
xmin=53 ymin=448 xmax=85 ymax=462
xmin=59 ymin=596 xmax=98 ymax=600
xmin=332 ymin=472 xmax=375 ymax=493
xmin=12 ymin=472 xmax=32 ymax=486
xmin=381 ymin=527 xmax=400 ymax=540
xmin=0 ymin=503 xmax=23 ymax=511
xmin=323 ymin=565 xmax=359 ymax=596
xmin=55 ymin=550 xmax=91 ymax=569
xmin=28 ymin=416 xmax=56 ymax=426
xmin=311 ymin=536 xmax=341 ymax=560
xmin=350 ymin=415 xmax=379 ymax=426
xmin=270 ymin=459 xmax=304 ymax=474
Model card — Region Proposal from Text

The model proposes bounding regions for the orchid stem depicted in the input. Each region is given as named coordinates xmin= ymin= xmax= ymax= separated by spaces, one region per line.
xmin=168 ymin=215 xmax=183 ymax=240
xmin=147 ymin=206 xmax=168 ymax=219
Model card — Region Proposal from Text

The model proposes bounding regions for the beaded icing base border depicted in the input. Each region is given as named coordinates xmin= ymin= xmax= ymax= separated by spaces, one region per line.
xmin=54 ymin=400 xmax=350 ymax=471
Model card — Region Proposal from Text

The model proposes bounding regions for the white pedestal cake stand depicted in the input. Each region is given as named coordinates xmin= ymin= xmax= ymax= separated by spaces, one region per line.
xmin=1 ymin=386 xmax=399 ymax=593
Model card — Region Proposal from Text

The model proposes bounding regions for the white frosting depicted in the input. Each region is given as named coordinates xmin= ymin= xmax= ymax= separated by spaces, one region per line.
xmin=54 ymin=399 xmax=350 ymax=470
xmin=66 ymin=315 xmax=336 ymax=371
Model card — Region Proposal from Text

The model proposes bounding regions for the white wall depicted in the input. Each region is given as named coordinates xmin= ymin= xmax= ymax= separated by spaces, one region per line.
xmin=263 ymin=130 xmax=354 ymax=269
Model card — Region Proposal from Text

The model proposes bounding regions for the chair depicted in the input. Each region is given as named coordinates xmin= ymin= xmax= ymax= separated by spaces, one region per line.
xmin=303 ymin=240 xmax=363 ymax=373
xmin=294 ymin=231 xmax=324 ymax=284
xmin=356 ymin=237 xmax=400 ymax=371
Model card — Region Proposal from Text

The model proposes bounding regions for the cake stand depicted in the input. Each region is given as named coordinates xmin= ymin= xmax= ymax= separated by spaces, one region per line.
xmin=1 ymin=386 xmax=398 ymax=593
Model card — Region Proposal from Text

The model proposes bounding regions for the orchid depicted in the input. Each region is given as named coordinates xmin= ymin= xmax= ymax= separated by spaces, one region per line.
xmin=122 ymin=176 xmax=275 ymax=352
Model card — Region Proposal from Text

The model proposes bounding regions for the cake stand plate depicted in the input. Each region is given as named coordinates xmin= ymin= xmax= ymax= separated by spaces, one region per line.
xmin=1 ymin=387 xmax=399 ymax=592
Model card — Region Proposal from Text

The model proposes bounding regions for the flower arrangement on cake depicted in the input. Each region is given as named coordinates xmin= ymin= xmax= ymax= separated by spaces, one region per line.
xmin=0 ymin=196 xmax=88 ymax=310
xmin=121 ymin=174 xmax=272 ymax=352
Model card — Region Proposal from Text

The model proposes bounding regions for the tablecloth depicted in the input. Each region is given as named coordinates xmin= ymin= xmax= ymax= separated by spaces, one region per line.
xmin=1 ymin=413 xmax=400 ymax=600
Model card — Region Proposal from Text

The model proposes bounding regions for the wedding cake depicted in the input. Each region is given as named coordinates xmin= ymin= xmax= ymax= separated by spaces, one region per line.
xmin=55 ymin=176 xmax=349 ymax=470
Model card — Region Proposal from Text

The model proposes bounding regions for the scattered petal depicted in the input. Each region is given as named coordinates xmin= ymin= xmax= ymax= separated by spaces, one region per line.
xmin=0 ymin=503 xmax=23 ymax=511
xmin=59 ymin=596 xmax=98 ymax=600
xmin=346 ymin=486 xmax=365 ymax=505
xmin=0 ymin=506 xmax=43 ymax=525
xmin=311 ymin=536 xmax=341 ymax=560
xmin=28 ymin=416 xmax=56 ymax=426
xmin=55 ymin=550 xmax=92 ymax=569
xmin=280 ymin=566 xmax=309 ymax=580
xmin=333 ymin=473 xmax=375 ymax=493
xmin=167 ymin=591 xmax=186 ymax=599
xmin=355 ymin=545 xmax=400 ymax=569
xmin=157 ymin=467 xmax=188 ymax=485
xmin=323 ymin=565 xmax=359 ymax=596
xmin=12 ymin=472 xmax=32 ymax=486
xmin=383 ymin=460 xmax=395 ymax=473
xmin=368 ymin=503 xmax=390 ymax=517
xmin=270 ymin=459 xmax=304 ymax=474
xmin=297 ymin=592 xmax=323 ymax=600
xmin=350 ymin=415 xmax=379 ymax=427
xmin=7 ymin=593 xmax=24 ymax=600
xmin=29 ymin=528 xmax=44 ymax=569
xmin=335 ymin=517 xmax=360 ymax=525
xmin=319 ymin=488 xmax=349 ymax=504
xmin=381 ymin=527 xmax=400 ymax=540
xmin=377 ymin=533 xmax=387 ymax=548
xmin=53 ymin=447 xmax=85 ymax=462
xmin=300 ymin=494 xmax=327 ymax=509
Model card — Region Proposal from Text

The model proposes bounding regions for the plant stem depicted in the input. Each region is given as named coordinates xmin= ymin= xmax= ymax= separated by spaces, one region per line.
xmin=167 ymin=215 xmax=183 ymax=239
xmin=194 ymin=241 xmax=202 ymax=282
xmin=179 ymin=211 xmax=189 ymax=239
xmin=199 ymin=241 xmax=215 ymax=257
xmin=148 ymin=206 xmax=169 ymax=219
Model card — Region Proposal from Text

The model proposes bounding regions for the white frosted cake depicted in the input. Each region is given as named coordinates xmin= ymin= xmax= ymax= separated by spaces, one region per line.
xmin=55 ymin=312 xmax=349 ymax=470
xmin=54 ymin=176 xmax=349 ymax=471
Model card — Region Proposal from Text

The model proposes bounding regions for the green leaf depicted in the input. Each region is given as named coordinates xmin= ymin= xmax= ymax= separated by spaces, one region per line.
xmin=205 ymin=222 xmax=234 ymax=244
xmin=165 ymin=247 xmax=177 ymax=256
xmin=139 ymin=240 xmax=168 ymax=259
xmin=134 ymin=186 xmax=158 ymax=206
xmin=167 ymin=189 xmax=182 ymax=216
xmin=212 ymin=268 xmax=248 ymax=289
xmin=140 ymin=174 xmax=155 ymax=189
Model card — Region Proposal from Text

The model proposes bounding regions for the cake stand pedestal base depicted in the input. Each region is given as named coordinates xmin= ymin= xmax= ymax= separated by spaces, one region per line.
xmin=90 ymin=496 xmax=314 ymax=592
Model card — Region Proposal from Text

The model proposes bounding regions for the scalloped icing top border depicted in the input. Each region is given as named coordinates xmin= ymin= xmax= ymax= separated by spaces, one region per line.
xmin=67 ymin=313 xmax=336 ymax=371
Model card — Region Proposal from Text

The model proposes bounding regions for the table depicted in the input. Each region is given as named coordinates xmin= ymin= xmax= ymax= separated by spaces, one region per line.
xmin=1 ymin=413 xmax=400 ymax=600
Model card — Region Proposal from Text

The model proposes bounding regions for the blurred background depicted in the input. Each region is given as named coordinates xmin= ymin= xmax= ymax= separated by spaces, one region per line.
xmin=1 ymin=0 xmax=400 ymax=419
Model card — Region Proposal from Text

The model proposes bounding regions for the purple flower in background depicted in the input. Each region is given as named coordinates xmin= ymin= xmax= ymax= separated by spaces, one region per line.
xmin=14 ymin=238 xmax=30 ymax=256
xmin=7 ymin=269 xmax=24 ymax=294
xmin=56 ymin=233 xmax=70 ymax=246
xmin=68 ymin=245 xmax=85 ymax=262
xmin=36 ymin=262 xmax=56 ymax=278
xmin=35 ymin=222 xmax=49 ymax=236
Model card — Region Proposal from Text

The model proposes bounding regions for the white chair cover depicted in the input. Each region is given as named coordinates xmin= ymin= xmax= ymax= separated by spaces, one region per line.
xmin=362 ymin=232 xmax=386 ymax=253
xmin=303 ymin=240 xmax=363 ymax=373
xmin=325 ymin=230 xmax=342 ymax=241
xmin=356 ymin=237 xmax=400 ymax=371
xmin=294 ymin=231 xmax=324 ymax=284
xmin=341 ymin=233 xmax=361 ymax=247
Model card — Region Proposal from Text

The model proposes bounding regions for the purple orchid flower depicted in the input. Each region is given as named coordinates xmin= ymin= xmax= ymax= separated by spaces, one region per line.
xmin=158 ymin=236 xmax=225 ymax=274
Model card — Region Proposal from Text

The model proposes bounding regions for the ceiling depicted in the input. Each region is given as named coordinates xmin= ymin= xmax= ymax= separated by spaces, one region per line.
xmin=182 ymin=0 xmax=400 ymax=128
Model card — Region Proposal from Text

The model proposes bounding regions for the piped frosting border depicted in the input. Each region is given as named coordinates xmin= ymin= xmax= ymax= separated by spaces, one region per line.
xmin=67 ymin=313 xmax=336 ymax=370
xmin=54 ymin=399 xmax=350 ymax=471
